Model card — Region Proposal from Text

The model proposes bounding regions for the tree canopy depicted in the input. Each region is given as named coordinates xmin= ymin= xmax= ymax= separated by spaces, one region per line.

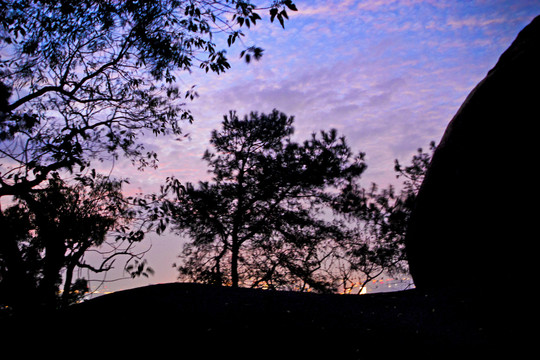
xmin=162 ymin=114 xmax=434 ymax=293
xmin=162 ymin=109 xmax=367 ymax=291
xmin=0 ymin=0 xmax=297 ymax=198
xmin=0 ymin=171 xmax=150 ymax=311
xmin=330 ymin=142 xmax=435 ymax=294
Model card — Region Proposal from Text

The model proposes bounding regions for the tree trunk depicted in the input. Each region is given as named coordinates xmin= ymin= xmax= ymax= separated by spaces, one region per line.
xmin=231 ymin=160 xmax=246 ymax=288
xmin=0 ymin=213 xmax=39 ymax=313
xmin=231 ymin=234 xmax=240 ymax=288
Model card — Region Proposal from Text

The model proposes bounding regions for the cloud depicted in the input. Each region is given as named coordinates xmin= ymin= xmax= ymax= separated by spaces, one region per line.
xmin=115 ymin=0 xmax=540 ymax=196
xmin=293 ymin=0 xmax=359 ymax=17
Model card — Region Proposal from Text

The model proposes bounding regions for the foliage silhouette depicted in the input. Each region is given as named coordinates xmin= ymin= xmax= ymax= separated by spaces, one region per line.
xmin=162 ymin=109 xmax=366 ymax=291
xmin=331 ymin=142 xmax=435 ymax=293
xmin=160 ymin=125 xmax=435 ymax=293
xmin=0 ymin=171 xmax=150 ymax=312
xmin=0 ymin=0 xmax=297 ymax=313
xmin=0 ymin=0 xmax=297 ymax=198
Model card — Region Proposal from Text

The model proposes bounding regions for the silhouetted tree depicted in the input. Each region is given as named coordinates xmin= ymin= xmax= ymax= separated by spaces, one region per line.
xmin=162 ymin=110 xmax=366 ymax=290
xmin=331 ymin=142 xmax=436 ymax=293
xmin=0 ymin=171 xmax=150 ymax=312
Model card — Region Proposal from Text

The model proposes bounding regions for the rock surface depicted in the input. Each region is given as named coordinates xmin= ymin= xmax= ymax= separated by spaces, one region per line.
xmin=404 ymin=15 xmax=540 ymax=293
xmin=3 ymin=283 xmax=522 ymax=357
xmin=48 ymin=284 xmax=493 ymax=356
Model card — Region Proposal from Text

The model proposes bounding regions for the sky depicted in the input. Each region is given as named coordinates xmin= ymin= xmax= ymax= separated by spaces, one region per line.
xmin=91 ymin=0 xmax=540 ymax=295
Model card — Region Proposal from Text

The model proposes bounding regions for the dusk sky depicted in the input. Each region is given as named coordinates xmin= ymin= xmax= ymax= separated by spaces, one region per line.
xmin=96 ymin=0 xmax=540 ymax=295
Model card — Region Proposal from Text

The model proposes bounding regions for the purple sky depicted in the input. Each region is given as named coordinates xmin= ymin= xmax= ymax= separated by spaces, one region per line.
xmin=95 ymin=1 xmax=540 ymax=294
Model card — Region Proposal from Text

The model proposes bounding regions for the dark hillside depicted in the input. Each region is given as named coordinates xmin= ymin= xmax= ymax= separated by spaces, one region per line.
xmin=50 ymin=282 xmax=516 ymax=357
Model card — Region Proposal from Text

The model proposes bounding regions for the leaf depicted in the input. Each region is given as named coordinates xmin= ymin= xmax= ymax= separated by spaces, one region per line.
xmin=270 ymin=8 xmax=278 ymax=22
xmin=286 ymin=2 xmax=298 ymax=11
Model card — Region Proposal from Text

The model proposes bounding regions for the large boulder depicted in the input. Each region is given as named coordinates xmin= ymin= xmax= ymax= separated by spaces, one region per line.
xmin=405 ymin=15 xmax=540 ymax=293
